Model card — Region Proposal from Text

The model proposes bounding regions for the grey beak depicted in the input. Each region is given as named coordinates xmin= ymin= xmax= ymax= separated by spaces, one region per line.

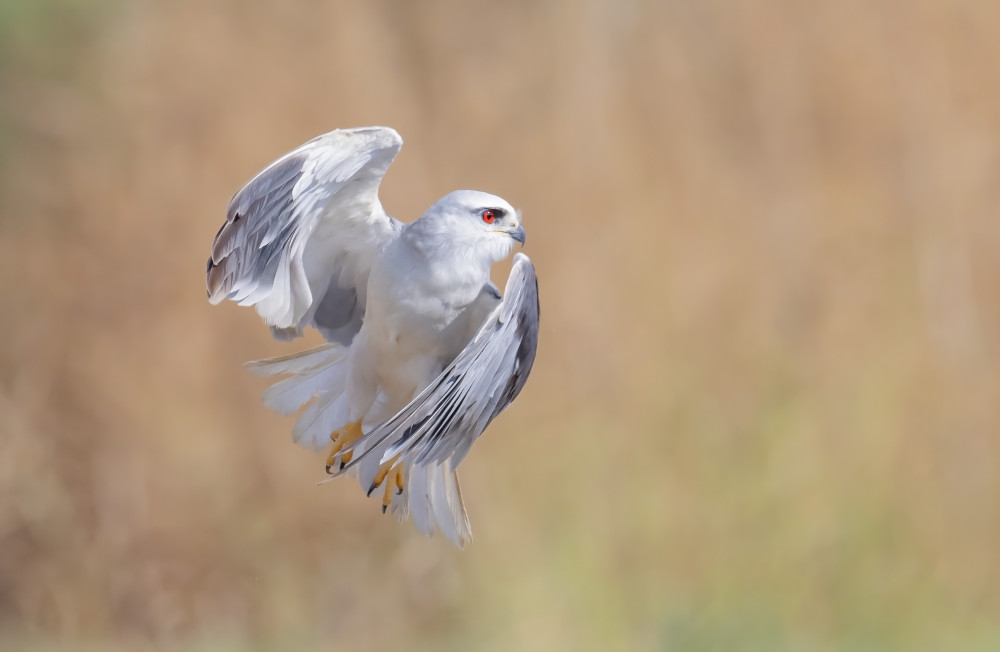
xmin=510 ymin=224 xmax=526 ymax=245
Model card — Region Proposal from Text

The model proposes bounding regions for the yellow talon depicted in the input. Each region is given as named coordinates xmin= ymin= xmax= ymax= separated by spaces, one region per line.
xmin=367 ymin=454 xmax=405 ymax=513
xmin=325 ymin=420 xmax=364 ymax=472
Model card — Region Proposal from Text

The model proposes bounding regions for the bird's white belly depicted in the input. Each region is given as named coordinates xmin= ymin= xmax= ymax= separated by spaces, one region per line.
xmin=363 ymin=254 xmax=484 ymax=410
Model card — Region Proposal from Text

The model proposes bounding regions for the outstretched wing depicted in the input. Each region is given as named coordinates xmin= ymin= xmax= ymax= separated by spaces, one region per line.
xmin=337 ymin=253 xmax=540 ymax=474
xmin=206 ymin=126 xmax=403 ymax=344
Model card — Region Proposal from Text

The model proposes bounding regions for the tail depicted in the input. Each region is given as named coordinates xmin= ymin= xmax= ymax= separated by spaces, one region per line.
xmin=353 ymin=394 xmax=474 ymax=548
xmin=249 ymin=345 xmax=473 ymax=547
xmin=407 ymin=462 xmax=473 ymax=548
xmin=378 ymin=458 xmax=472 ymax=548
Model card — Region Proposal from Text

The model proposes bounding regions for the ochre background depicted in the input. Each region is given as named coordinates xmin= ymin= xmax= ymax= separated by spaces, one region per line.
xmin=2 ymin=1 xmax=1000 ymax=649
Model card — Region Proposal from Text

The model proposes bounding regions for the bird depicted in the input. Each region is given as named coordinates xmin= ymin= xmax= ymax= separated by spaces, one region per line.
xmin=205 ymin=126 xmax=539 ymax=547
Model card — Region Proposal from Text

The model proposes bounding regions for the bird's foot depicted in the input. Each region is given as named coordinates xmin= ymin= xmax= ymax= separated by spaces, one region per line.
xmin=367 ymin=454 xmax=405 ymax=513
xmin=325 ymin=420 xmax=364 ymax=473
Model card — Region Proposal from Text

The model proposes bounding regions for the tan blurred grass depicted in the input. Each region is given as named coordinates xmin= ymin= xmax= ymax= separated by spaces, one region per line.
xmin=2 ymin=0 xmax=1000 ymax=649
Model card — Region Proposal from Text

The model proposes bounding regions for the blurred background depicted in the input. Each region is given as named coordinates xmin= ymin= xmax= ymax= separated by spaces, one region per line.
xmin=2 ymin=0 xmax=1000 ymax=649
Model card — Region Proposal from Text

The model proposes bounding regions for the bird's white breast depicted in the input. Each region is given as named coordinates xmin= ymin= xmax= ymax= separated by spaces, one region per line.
xmin=362 ymin=237 xmax=491 ymax=405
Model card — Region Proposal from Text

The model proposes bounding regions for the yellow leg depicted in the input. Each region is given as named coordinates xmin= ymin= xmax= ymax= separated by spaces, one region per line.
xmin=367 ymin=454 xmax=406 ymax=513
xmin=325 ymin=420 xmax=364 ymax=473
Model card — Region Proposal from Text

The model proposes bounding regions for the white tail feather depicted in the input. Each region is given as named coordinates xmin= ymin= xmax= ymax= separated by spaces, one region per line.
xmin=407 ymin=464 xmax=434 ymax=536
xmin=246 ymin=344 xmax=344 ymax=376
xmin=422 ymin=461 xmax=472 ymax=548
xmin=430 ymin=465 xmax=460 ymax=546
xmin=444 ymin=466 xmax=473 ymax=547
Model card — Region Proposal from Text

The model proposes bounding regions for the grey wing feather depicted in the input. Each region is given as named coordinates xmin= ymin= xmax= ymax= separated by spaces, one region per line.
xmin=206 ymin=126 xmax=403 ymax=344
xmin=335 ymin=253 xmax=540 ymax=474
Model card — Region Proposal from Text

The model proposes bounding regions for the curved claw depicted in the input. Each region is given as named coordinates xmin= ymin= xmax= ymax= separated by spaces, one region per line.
xmin=367 ymin=454 xmax=405 ymax=513
xmin=325 ymin=420 xmax=364 ymax=474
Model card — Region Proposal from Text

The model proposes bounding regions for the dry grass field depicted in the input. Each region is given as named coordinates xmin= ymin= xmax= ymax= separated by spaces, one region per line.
xmin=2 ymin=1 xmax=1000 ymax=649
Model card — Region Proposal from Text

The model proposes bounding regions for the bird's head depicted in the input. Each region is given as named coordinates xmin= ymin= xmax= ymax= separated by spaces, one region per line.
xmin=412 ymin=190 xmax=525 ymax=265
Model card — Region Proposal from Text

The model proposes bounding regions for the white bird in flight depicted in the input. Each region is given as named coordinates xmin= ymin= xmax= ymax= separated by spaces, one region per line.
xmin=206 ymin=127 xmax=539 ymax=547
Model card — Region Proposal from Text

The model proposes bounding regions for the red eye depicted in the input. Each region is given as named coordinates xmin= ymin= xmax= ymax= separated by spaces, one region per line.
xmin=482 ymin=209 xmax=496 ymax=224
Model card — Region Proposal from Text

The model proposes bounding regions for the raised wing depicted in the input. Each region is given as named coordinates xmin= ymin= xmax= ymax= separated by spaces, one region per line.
xmin=206 ymin=126 xmax=403 ymax=344
xmin=336 ymin=253 xmax=540 ymax=474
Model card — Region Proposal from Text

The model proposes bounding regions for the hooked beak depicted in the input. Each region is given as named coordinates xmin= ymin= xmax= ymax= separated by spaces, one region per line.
xmin=509 ymin=224 xmax=526 ymax=245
